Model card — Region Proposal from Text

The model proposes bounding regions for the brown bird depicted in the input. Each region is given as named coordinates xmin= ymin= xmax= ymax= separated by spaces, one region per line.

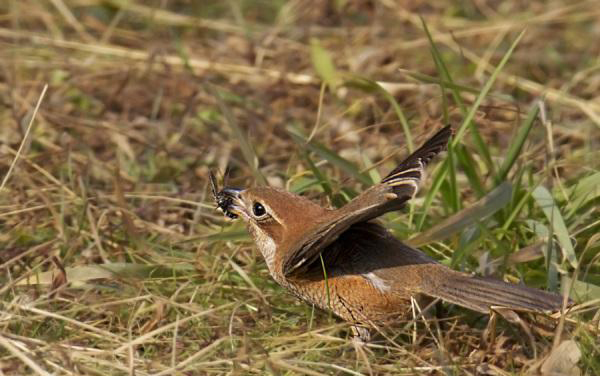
xmin=211 ymin=126 xmax=565 ymax=341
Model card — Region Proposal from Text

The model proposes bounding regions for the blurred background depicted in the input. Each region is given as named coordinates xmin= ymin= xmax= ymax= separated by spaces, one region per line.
xmin=1 ymin=1 xmax=599 ymax=375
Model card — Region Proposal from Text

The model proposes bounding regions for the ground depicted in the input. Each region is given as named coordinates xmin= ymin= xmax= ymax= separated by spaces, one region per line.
xmin=0 ymin=1 xmax=599 ymax=375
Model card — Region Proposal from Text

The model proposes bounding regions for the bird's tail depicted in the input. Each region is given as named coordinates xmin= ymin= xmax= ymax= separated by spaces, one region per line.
xmin=424 ymin=271 xmax=567 ymax=314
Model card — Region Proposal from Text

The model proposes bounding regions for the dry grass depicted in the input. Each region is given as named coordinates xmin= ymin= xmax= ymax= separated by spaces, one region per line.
xmin=1 ymin=1 xmax=599 ymax=375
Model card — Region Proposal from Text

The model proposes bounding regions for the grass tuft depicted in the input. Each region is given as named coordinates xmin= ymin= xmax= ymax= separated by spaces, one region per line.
xmin=0 ymin=1 xmax=599 ymax=374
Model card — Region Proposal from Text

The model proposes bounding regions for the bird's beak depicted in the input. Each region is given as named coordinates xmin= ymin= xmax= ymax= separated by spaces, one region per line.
xmin=222 ymin=187 xmax=242 ymax=198
xmin=217 ymin=187 xmax=244 ymax=219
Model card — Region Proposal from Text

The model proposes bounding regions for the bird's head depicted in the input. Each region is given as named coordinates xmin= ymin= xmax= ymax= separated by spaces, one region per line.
xmin=213 ymin=185 xmax=329 ymax=275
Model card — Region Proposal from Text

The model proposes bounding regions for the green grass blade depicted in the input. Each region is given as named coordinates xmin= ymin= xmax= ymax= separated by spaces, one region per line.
xmin=420 ymin=17 xmax=493 ymax=171
xmin=361 ymin=152 xmax=381 ymax=183
xmin=417 ymin=30 xmax=526 ymax=230
xmin=409 ymin=181 xmax=512 ymax=247
xmin=287 ymin=125 xmax=373 ymax=185
xmin=497 ymin=103 xmax=540 ymax=183
xmin=532 ymin=185 xmax=578 ymax=268
xmin=546 ymin=223 xmax=559 ymax=291
xmin=566 ymin=171 xmax=600 ymax=217
xmin=303 ymin=151 xmax=335 ymax=202
xmin=455 ymin=145 xmax=485 ymax=196
xmin=310 ymin=38 xmax=340 ymax=89
xmin=319 ymin=253 xmax=331 ymax=311
xmin=343 ymin=76 xmax=413 ymax=152
xmin=452 ymin=30 xmax=526 ymax=147
xmin=564 ymin=277 xmax=600 ymax=302
xmin=446 ymin=141 xmax=459 ymax=212
xmin=210 ymin=85 xmax=267 ymax=185
xmin=416 ymin=160 xmax=449 ymax=231
xmin=500 ymin=183 xmax=534 ymax=236
xmin=421 ymin=17 xmax=453 ymax=125
xmin=402 ymin=70 xmax=480 ymax=94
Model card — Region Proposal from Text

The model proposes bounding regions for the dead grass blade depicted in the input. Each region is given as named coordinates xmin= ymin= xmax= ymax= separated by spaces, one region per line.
xmin=0 ymin=84 xmax=47 ymax=192
xmin=112 ymin=304 xmax=234 ymax=354
xmin=0 ymin=335 xmax=52 ymax=376
xmin=208 ymin=84 xmax=267 ymax=186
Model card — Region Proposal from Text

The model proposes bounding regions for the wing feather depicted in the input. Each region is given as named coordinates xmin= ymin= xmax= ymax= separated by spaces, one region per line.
xmin=283 ymin=126 xmax=453 ymax=276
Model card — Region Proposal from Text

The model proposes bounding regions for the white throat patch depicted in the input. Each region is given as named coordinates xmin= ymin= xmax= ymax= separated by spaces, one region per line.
xmin=251 ymin=225 xmax=277 ymax=274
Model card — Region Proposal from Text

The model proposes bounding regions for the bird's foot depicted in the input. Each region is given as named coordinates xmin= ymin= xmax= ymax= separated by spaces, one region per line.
xmin=351 ymin=325 xmax=371 ymax=343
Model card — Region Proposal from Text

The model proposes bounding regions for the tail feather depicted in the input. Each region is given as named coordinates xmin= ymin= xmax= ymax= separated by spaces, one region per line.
xmin=426 ymin=273 xmax=566 ymax=314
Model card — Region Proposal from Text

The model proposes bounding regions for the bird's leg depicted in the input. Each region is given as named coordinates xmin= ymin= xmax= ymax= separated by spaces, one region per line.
xmin=350 ymin=327 xmax=374 ymax=374
xmin=493 ymin=306 xmax=537 ymax=358
xmin=411 ymin=296 xmax=442 ymax=349
xmin=351 ymin=325 xmax=371 ymax=343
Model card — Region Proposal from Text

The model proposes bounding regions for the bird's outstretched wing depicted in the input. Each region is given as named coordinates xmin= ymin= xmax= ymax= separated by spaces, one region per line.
xmin=283 ymin=125 xmax=453 ymax=276
xmin=380 ymin=124 xmax=453 ymax=199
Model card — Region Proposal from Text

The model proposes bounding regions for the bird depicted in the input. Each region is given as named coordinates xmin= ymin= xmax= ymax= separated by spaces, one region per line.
xmin=210 ymin=125 xmax=566 ymax=341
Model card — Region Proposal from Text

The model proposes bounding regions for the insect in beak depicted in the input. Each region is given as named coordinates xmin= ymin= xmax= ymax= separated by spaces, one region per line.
xmin=209 ymin=170 xmax=242 ymax=219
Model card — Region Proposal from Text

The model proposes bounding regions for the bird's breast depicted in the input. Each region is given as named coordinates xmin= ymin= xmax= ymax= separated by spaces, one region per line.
xmin=282 ymin=271 xmax=415 ymax=323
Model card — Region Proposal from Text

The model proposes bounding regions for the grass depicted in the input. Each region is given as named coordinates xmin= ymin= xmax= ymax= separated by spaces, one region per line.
xmin=1 ymin=1 xmax=599 ymax=375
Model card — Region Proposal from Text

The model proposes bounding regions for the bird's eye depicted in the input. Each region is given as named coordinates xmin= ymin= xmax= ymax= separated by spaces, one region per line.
xmin=252 ymin=202 xmax=266 ymax=217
